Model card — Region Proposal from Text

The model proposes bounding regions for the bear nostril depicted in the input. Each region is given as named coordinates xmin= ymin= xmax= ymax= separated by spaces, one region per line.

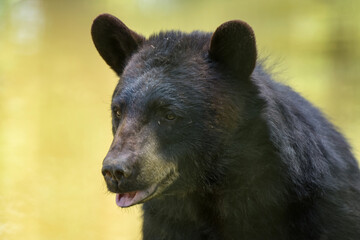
xmin=114 ymin=169 xmax=123 ymax=179
xmin=102 ymin=162 xmax=132 ymax=180
xmin=104 ymin=170 xmax=112 ymax=178
xmin=114 ymin=168 xmax=131 ymax=179
xmin=102 ymin=169 xmax=112 ymax=178
xmin=102 ymin=166 xmax=114 ymax=179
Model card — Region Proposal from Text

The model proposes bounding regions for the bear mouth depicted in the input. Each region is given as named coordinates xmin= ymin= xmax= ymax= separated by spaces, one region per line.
xmin=115 ymin=184 xmax=157 ymax=208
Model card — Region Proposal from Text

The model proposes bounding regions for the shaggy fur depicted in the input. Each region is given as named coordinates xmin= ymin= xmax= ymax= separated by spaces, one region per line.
xmin=92 ymin=14 xmax=360 ymax=240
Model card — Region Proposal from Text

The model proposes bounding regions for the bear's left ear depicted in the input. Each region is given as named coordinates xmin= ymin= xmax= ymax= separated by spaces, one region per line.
xmin=209 ymin=20 xmax=257 ymax=78
xmin=91 ymin=14 xmax=145 ymax=76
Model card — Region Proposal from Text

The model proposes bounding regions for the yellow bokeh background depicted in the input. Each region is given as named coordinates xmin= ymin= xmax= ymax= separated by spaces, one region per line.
xmin=0 ymin=0 xmax=359 ymax=240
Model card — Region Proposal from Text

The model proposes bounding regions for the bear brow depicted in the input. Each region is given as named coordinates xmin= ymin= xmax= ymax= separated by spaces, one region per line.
xmin=111 ymin=95 xmax=127 ymax=109
xmin=147 ymin=97 xmax=175 ymax=111
xmin=145 ymin=95 xmax=187 ymax=115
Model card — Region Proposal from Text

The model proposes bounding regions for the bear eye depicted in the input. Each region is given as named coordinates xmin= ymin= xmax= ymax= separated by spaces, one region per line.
xmin=115 ymin=110 xmax=121 ymax=119
xmin=112 ymin=107 xmax=122 ymax=119
xmin=165 ymin=112 xmax=176 ymax=121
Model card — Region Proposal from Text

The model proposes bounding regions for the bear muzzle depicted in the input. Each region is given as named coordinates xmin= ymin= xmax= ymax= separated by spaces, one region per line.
xmin=102 ymin=155 xmax=132 ymax=181
xmin=102 ymin=151 xmax=135 ymax=190
xmin=102 ymin=151 xmax=158 ymax=208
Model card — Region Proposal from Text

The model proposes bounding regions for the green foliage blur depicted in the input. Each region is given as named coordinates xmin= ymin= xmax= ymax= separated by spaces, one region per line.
xmin=0 ymin=0 xmax=359 ymax=239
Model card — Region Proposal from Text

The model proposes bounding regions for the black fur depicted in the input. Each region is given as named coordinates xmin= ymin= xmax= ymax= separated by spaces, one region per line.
xmin=92 ymin=14 xmax=360 ymax=240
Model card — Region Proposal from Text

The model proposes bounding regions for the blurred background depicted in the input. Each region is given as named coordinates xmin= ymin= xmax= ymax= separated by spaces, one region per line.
xmin=0 ymin=0 xmax=359 ymax=239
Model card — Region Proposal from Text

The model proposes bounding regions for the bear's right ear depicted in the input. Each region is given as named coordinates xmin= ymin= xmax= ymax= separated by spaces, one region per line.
xmin=91 ymin=14 xmax=145 ymax=76
xmin=209 ymin=20 xmax=257 ymax=78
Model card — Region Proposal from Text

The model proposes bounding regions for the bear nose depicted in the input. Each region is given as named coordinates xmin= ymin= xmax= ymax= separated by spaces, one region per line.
xmin=102 ymin=163 xmax=132 ymax=181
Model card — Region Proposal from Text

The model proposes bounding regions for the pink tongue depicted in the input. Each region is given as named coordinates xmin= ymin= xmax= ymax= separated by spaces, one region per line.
xmin=116 ymin=192 xmax=138 ymax=208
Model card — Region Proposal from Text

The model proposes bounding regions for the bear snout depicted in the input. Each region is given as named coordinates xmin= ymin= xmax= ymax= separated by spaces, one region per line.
xmin=102 ymin=153 xmax=134 ymax=191
xmin=102 ymin=160 xmax=132 ymax=180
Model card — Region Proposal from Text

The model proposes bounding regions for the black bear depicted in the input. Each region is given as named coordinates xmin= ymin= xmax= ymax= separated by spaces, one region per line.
xmin=91 ymin=13 xmax=360 ymax=240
